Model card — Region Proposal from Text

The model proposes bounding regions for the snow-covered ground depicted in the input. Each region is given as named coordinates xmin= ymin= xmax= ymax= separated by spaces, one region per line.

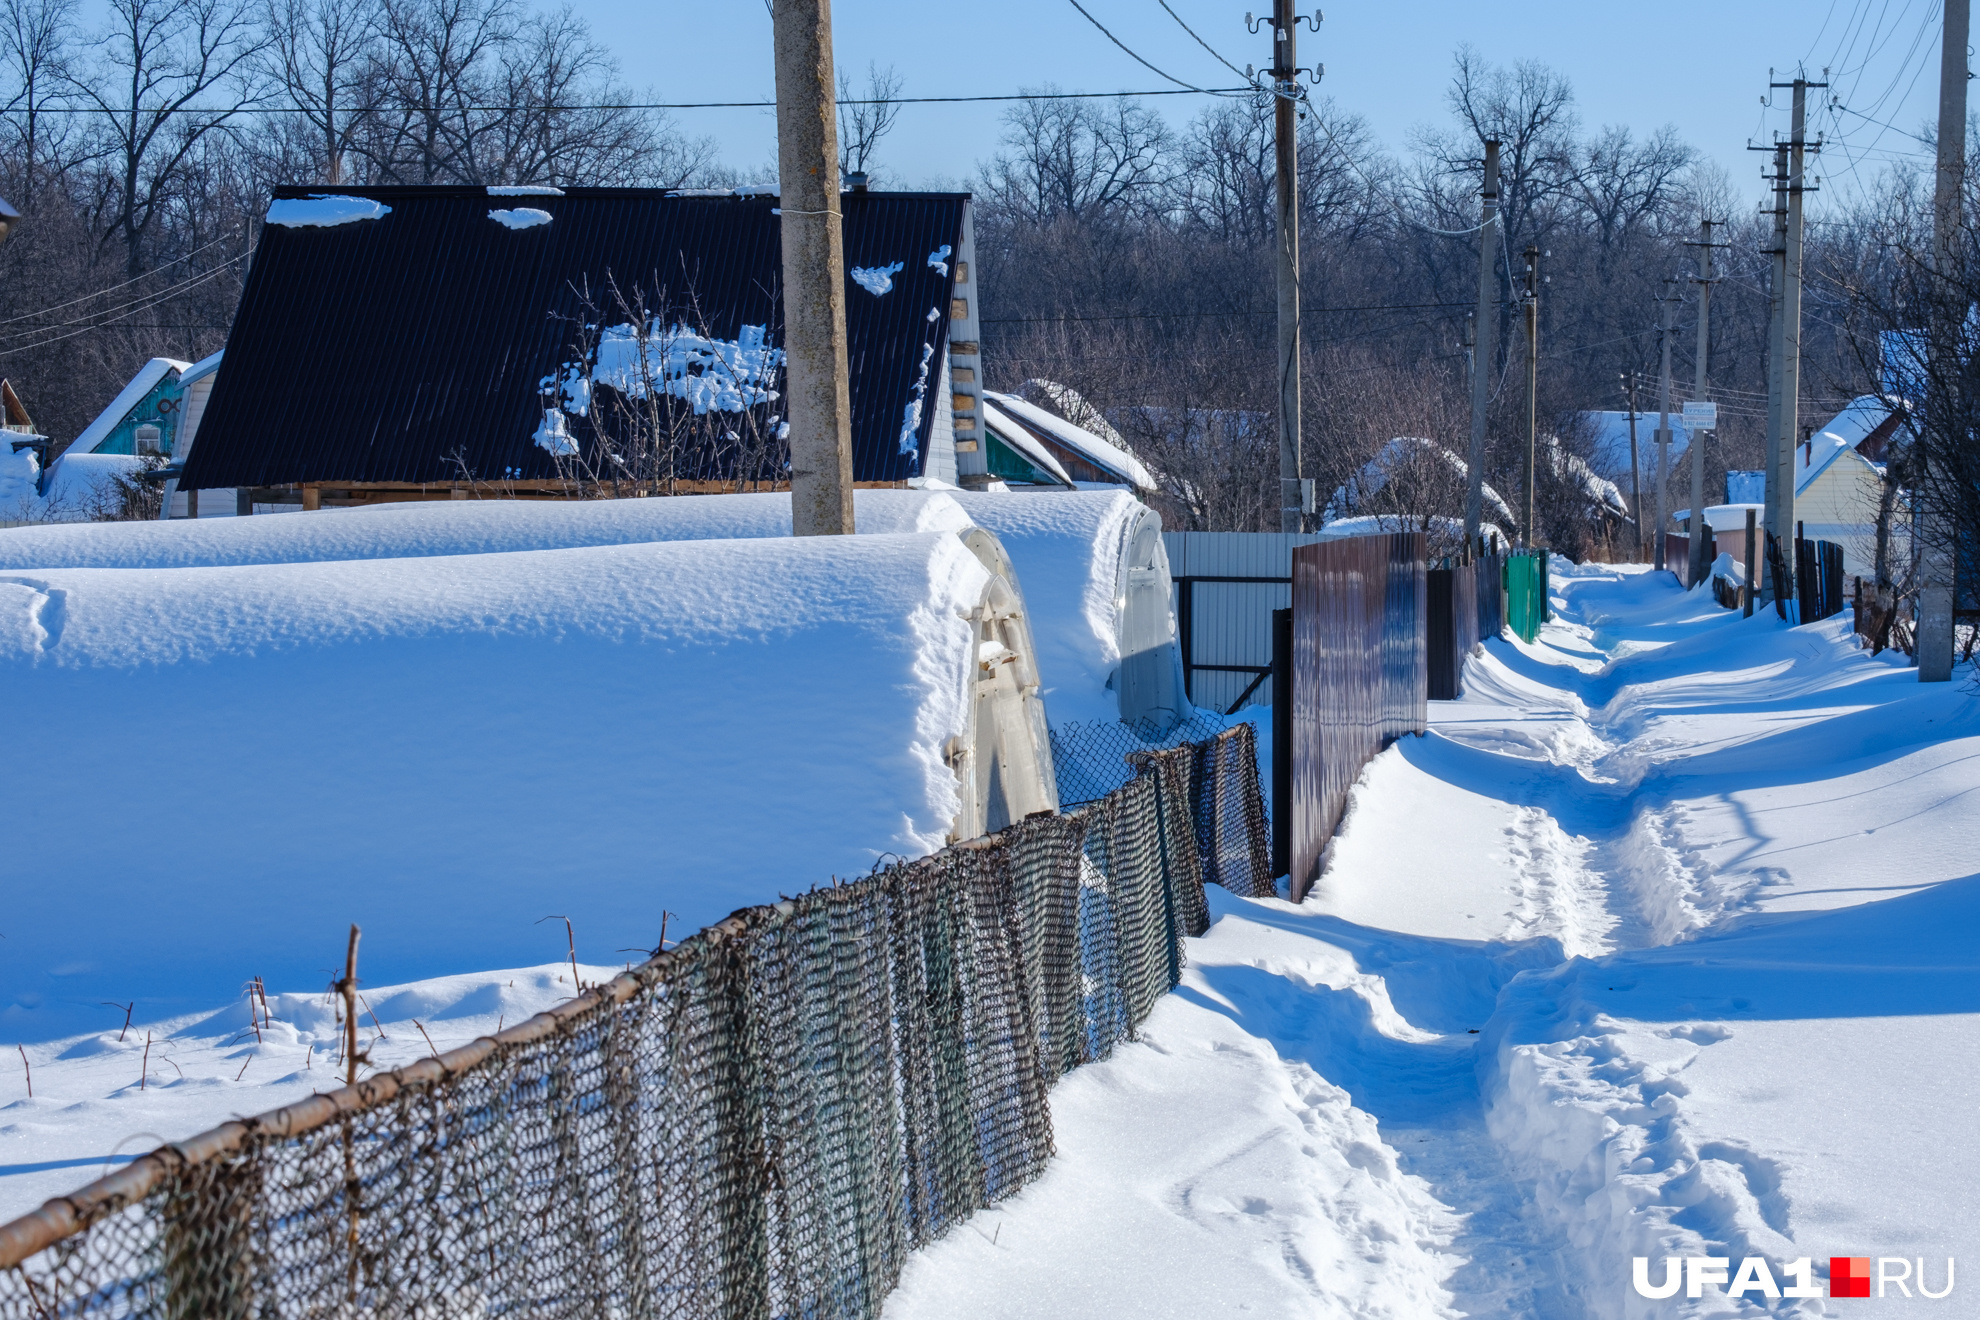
xmin=6 ymin=554 xmax=1974 ymax=1317
xmin=885 ymin=565 xmax=1979 ymax=1319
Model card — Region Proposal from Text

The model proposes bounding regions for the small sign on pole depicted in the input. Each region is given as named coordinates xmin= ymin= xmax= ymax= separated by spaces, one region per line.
xmin=1681 ymin=400 xmax=1718 ymax=429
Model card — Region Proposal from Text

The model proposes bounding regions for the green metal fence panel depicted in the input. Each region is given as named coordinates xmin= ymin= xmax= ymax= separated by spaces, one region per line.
xmin=1505 ymin=552 xmax=1548 ymax=643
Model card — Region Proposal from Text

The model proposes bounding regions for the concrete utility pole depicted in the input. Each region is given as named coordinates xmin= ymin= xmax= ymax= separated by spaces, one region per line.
xmin=1760 ymin=142 xmax=1790 ymax=599
xmin=1687 ymin=219 xmax=1718 ymax=585
xmin=1776 ymin=78 xmax=1817 ymax=595
xmin=1654 ymin=284 xmax=1677 ymax=573
xmin=1520 ymin=246 xmax=1539 ymax=546
xmin=1271 ymin=0 xmax=1305 ymax=533
xmin=773 ymin=0 xmax=855 ymax=536
xmin=1919 ymin=0 xmax=1968 ymax=682
xmin=1621 ymin=371 xmax=1644 ymax=559
xmin=1464 ymin=140 xmax=1500 ymax=545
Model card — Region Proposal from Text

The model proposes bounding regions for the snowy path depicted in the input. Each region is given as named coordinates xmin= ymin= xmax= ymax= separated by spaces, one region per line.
xmin=886 ymin=566 xmax=1980 ymax=1319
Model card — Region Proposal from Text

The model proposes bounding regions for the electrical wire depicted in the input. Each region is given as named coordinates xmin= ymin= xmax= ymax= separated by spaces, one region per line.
xmin=1154 ymin=0 xmax=1254 ymax=82
xmin=1062 ymin=0 xmax=1232 ymax=95
xmin=0 ymin=266 xmax=234 ymax=358
xmin=0 ymin=249 xmax=250 ymax=345
xmin=983 ymin=298 xmax=1476 ymax=325
xmin=0 ymin=232 xmax=237 ymax=328
xmin=13 ymin=86 xmax=1252 ymax=115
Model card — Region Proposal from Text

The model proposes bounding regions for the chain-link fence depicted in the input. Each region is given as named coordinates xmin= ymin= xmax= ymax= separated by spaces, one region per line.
xmin=0 ymin=724 xmax=1270 ymax=1320
xmin=1047 ymin=710 xmax=1233 ymax=807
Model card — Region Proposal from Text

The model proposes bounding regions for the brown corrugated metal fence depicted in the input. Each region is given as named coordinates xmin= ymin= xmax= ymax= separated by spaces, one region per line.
xmin=1288 ymin=534 xmax=1428 ymax=900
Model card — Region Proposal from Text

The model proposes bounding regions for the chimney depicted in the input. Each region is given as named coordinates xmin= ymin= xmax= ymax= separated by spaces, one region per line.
xmin=846 ymin=171 xmax=868 ymax=193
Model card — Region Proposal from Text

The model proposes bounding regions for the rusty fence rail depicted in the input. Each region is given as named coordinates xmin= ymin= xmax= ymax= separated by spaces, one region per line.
xmin=0 ymin=725 xmax=1271 ymax=1320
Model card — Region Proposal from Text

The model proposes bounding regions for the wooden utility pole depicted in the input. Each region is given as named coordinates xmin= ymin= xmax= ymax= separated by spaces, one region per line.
xmin=1920 ymin=0 xmax=1967 ymax=681
xmin=1271 ymin=0 xmax=1304 ymax=533
xmin=773 ymin=0 xmax=855 ymax=536
xmin=1621 ymin=371 xmax=1644 ymax=559
xmin=1687 ymin=220 xmax=1718 ymax=584
xmin=1760 ymin=142 xmax=1790 ymax=600
xmin=1521 ymin=245 xmax=1539 ymax=546
xmin=1463 ymin=140 xmax=1500 ymax=544
xmin=1654 ymin=284 xmax=1677 ymax=573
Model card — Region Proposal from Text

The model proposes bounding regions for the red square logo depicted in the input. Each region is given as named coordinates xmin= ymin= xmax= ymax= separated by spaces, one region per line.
xmin=1831 ymin=1257 xmax=1871 ymax=1298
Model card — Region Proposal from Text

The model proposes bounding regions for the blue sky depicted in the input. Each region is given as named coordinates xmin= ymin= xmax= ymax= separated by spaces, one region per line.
xmin=619 ymin=0 xmax=1948 ymax=209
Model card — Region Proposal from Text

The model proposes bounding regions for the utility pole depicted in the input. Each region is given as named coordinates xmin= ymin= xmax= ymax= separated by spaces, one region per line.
xmin=1621 ymin=371 xmax=1644 ymax=559
xmin=1759 ymin=141 xmax=1790 ymax=600
xmin=1270 ymin=0 xmax=1305 ymax=533
xmin=1520 ymin=245 xmax=1539 ymax=546
xmin=773 ymin=0 xmax=855 ymax=535
xmin=1654 ymin=284 xmax=1677 ymax=573
xmin=1687 ymin=219 xmax=1718 ymax=584
xmin=1777 ymin=78 xmax=1817 ymax=597
xmin=1754 ymin=78 xmax=1823 ymax=598
xmin=1919 ymin=0 xmax=1968 ymax=681
xmin=1464 ymin=140 xmax=1500 ymax=545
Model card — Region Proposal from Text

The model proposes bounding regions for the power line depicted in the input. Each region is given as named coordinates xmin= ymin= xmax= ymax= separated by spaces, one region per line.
xmin=1061 ymin=0 xmax=1233 ymax=95
xmin=983 ymin=299 xmax=1476 ymax=325
xmin=9 ymin=86 xmax=1252 ymax=115
xmin=1155 ymin=0 xmax=1253 ymax=83
xmin=0 ymin=232 xmax=237 ymax=328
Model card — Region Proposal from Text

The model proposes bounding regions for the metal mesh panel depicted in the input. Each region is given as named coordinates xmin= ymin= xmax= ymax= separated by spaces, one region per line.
xmin=1 ymin=729 xmax=1270 ymax=1320
xmin=1185 ymin=724 xmax=1274 ymax=899
xmin=1047 ymin=710 xmax=1231 ymax=806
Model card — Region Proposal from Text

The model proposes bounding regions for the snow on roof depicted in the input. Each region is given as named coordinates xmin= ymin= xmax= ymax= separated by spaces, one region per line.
xmin=1020 ymin=379 xmax=1132 ymax=451
xmin=36 ymin=451 xmax=145 ymax=517
xmin=70 ymin=357 xmax=189 ymax=455
xmin=0 ymin=490 xmax=975 ymax=570
xmin=1316 ymin=514 xmax=1511 ymax=547
xmin=264 ymin=194 xmax=392 ymax=227
xmin=180 ymin=348 xmax=223 ymax=386
xmin=488 ymin=207 xmax=552 ymax=230
xmin=850 ymin=261 xmax=905 ymax=296
xmin=1792 ymin=394 xmax=1900 ymax=494
xmin=982 ymin=390 xmax=1156 ymax=492
xmin=981 ymin=400 xmax=1073 ymax=485
xmin=1583 ymin=411 xmax=1692 ymax=481
xmin=0 ymin=532 xmax=996 ymax=1038
xmin=941 ymin=488 xmax=1154 ymax=726
xmin=1324 ymin=437 xmax=1515 ymax=527
xmin=1546 ymin=437 xmax=1630 ymax=519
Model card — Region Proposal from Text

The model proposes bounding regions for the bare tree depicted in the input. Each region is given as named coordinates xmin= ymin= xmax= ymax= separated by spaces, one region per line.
xmin=836 ymin=61 xmax=899 ymax=182
xmin=0 ymin=0 xmax=81 ymax=206
xmin=980 ymin=88 xmax=1175 ymax=225
xmin=74 ymin=0 xmax=268 ymax=278
xmin=262 ymin=0 xmax=377 ymax=184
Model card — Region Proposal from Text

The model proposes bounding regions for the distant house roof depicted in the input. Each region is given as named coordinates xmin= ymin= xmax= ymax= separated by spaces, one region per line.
xmin=1806 ymin=394 xmax=1905 ymax=469
xmin=1323 ymin=436 xmax=1515 ymax=527
xmin=982 ymin=390 xmax=1155 ymax=491
xmin=1583 ymin=410 xmax=1691 ymax=481
xmin=981 ymin=400 xmax=1073 ymax=485
xmin=181 ymin=349 xmax=223 ymax=387
xmin=180 ymin=187 xmax=968 ymax=491
xmin=72 ymin=357 xmax=189 ymax=454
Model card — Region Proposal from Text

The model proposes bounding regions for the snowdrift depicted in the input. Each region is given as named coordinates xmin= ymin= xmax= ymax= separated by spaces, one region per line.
xmin=0 ymin=487 xmax=1185 ymax=728
xmin=0 ymin=489 xmax=971 ymax=569
xmin=946 ymin=489 xmax=1185 ymax=729
xmin=0 ymin=531 xmax=1056 ymax=1040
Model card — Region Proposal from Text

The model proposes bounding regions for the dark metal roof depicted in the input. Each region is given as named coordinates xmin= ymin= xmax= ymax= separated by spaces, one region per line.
xmin=180 ymin=187 xmax=966 ymax=490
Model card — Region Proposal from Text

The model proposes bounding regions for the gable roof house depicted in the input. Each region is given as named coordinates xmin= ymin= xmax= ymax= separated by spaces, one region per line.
xmin=1686 ymin=396 xmax=1907 ymax=580
xmin=176 ymin=186 xmax=1001 ymax=509
xmin=981 ymin=389 xmax=1155 ymax=491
